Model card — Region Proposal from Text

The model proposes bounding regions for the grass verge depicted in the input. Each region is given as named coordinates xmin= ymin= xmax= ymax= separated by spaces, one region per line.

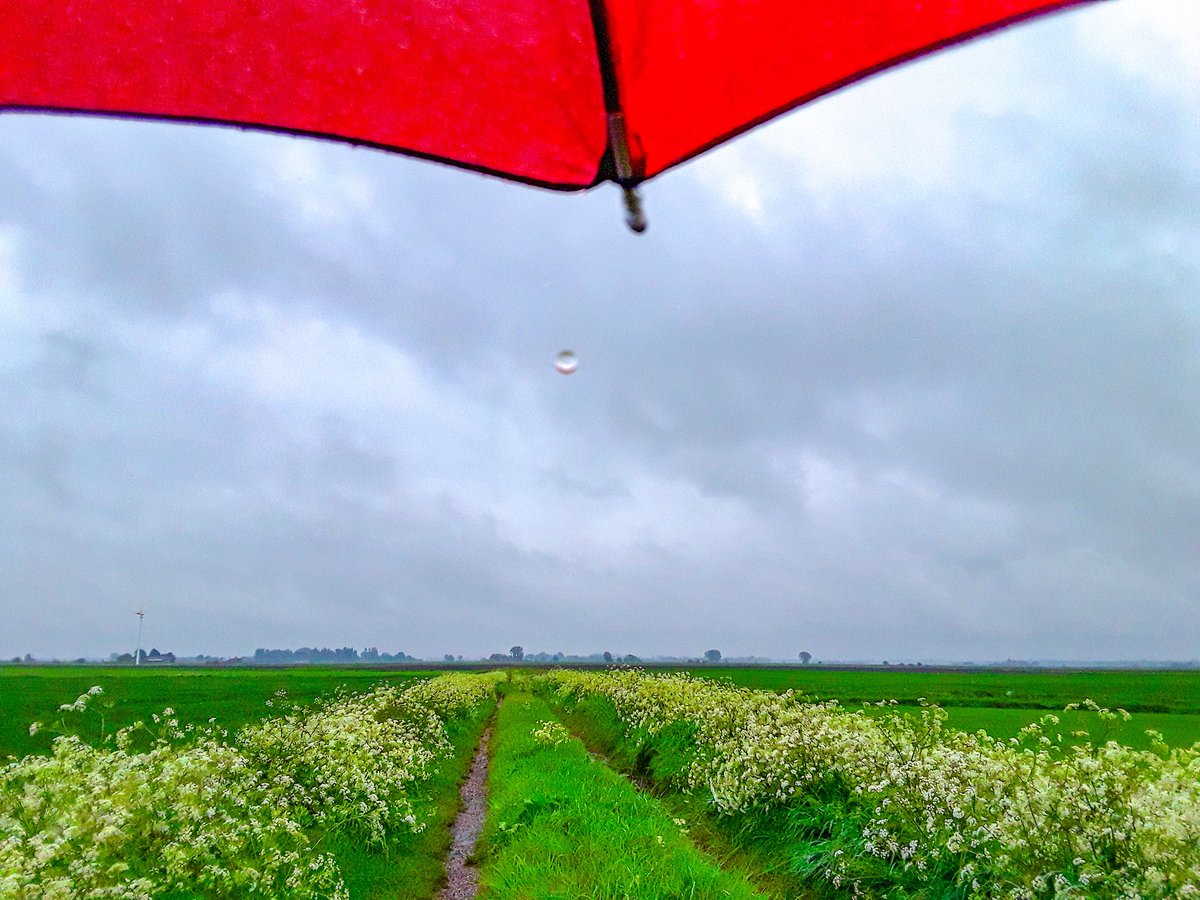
xmin=477 ymin=691 xmax=765 ymax=899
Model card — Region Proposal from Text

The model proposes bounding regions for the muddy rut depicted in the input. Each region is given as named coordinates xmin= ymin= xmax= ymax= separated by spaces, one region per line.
xmin=438 ymin=724 xmax=493 ymax=900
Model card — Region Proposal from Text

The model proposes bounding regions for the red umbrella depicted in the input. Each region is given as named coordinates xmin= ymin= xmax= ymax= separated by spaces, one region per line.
xmin=2 ymin=0 xmax=1100 ymax=230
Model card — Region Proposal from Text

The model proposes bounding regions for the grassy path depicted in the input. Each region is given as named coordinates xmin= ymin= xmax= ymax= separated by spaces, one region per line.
xmin=476 ymin=691 xmax=765 ymax=899
xmin=550 ymin=693 xmax=817 ymax=900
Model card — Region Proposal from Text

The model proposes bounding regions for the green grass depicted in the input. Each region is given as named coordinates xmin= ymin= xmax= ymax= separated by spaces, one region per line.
xmin=686 ymin=667 xmax=1200 ymax=747
xmin=688 ymin=667 xmax=1200 ymax=713
xmin=330 ymin=697 xmax=496 ymax=900
xmin=477 ymin=690 xmax=766 ymax=899
xmin=870 ymin=704 xmax=1200 ymax=749
xmin=0 ymin=665 xmax=436 ymax=758
xmin=551 ymin=692 xmax=818 ymax=900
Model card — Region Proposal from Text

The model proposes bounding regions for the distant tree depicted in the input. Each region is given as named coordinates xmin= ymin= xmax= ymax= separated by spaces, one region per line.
xmin=444 ymin=654 xmax=455 ymax=662
xmin=510 ymin=646 xmax=524 ymax=661
xmin=116 ymin=653 xmax=133 ymax=663
xmin=488 ymin=652 xmax=510 ymax=662
xmin=703 ymin=649 xmax=722 ymax=663
xmin=623 ymin=654 xmax=640 ymax=663
xmin=603 ymin=650 xmax=613 ymax=663
xmin=799 ymin=651 xmax=812 ymax=664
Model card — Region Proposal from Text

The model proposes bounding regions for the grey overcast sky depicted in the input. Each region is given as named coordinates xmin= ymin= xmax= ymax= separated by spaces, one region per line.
xmin=1 ymin=0 xmax=1197 ymax=663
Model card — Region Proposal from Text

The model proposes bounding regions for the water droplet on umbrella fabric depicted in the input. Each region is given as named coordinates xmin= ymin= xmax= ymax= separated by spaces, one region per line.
xmin=554 ymin=350 xmax=578 ymax=375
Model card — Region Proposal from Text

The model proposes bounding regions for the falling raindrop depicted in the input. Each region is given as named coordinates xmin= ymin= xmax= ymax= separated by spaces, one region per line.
xmin=554 ymin=350 xmax=578 ymax=375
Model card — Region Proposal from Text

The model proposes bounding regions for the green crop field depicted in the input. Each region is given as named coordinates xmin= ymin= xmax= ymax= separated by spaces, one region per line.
xmin=687 ymin=666 xmax=1200 ymax=748
xmin=0 ymin=665 xmax=435 ymax=759
xmin=688 ymin=666 xmax=1200 ymax=712
xmin=6 ymin=664 xmax=1198 ymax=759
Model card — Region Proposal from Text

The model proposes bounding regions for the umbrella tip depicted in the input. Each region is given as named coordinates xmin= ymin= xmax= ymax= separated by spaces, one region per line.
xmin=622 ymin=186 xmax=647 ymax=234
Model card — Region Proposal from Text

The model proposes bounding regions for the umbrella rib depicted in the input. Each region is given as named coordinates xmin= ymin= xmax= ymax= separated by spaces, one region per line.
xmin=586 ymin=2 xmax=622 ymax=118
xmin=586 ymin=0 xmax=648 ymax=232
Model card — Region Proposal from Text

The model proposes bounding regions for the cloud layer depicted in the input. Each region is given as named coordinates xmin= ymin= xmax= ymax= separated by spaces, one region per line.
xmin=1 ymin=0 xmax=1197 ymax=662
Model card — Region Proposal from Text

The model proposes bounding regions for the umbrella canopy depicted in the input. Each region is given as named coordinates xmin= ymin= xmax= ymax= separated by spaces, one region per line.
xmin=2 ymin=1 xmax=1100 ymax=196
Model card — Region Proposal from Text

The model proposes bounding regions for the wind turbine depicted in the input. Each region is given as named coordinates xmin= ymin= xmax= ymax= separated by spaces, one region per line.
xmin=134 ymin=610 xmax=145 ymax=666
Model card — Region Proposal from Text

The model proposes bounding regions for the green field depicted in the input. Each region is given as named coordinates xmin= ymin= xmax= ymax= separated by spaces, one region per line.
xmin=688 ymin=666 xmax=1200 ymax=748
xmin=5 ymin=665 xmax=1199 ymax=759
xmin=0 ymin=665 xmax=435 ymax=758
xmin=3 ymin=666 xmax=1198 ymax=897
xmin=690 ymin=666 xmax=1200 ymax=712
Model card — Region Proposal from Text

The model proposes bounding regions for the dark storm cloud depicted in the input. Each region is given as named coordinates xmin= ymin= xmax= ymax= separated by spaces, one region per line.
xmin=1 ymin=0 xmax=1197 ymax=662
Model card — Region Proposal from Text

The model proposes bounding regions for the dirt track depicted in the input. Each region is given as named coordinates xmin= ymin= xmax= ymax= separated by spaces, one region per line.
xmin=438 ymin=725 xmax=492 ymax=900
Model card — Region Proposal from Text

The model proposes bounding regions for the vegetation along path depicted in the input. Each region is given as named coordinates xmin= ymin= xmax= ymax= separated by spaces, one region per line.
xmin=474 ymin=690 xmax=765 ymax=899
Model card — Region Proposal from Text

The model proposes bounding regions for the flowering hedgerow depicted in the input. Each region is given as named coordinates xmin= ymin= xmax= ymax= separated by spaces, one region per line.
xmin=238 ymin=671 xmax=503 ymax=845
xmin=540 ymin=669 xmax=1200 ymax=898
xmin=0 ymin=673 xmax=501 ymax=899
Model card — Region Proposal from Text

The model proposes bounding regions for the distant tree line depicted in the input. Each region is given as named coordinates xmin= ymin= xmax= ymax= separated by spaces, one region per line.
xmin=485 ymin=648 xmax=642 ymax=664
xmin=252 ymin=646 xmax=413 ymax=663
